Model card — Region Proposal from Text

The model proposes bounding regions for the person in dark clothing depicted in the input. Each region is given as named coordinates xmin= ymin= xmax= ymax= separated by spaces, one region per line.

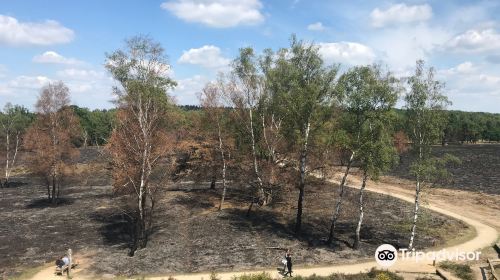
xmin=55 ymin=256 xmax=65 ymax=268
xmin=284 ymin=251 xmax=292 ymax=277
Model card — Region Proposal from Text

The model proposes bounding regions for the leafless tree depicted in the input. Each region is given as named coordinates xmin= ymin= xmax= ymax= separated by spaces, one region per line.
xmin=199 ymin=79 xmax=231 ymax=210
xmin=24 ymin=82 xmax=80 ymax=204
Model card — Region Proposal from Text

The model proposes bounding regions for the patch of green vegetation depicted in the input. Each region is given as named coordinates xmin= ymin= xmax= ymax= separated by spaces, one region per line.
xmin=231 ymin=269 xmax=403 ymax=280
xmin=210 ymin=272 xmax=221 ymax=280
xmin=439 ymin=261 xmax=473 ymax=280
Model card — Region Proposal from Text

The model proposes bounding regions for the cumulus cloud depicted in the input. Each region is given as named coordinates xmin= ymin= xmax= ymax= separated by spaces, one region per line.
xmin=0 ymin=66 xmax=115 ymax=109
xmin=370 ymin=3 xmax=433 ymax=28
xmin=56 ymin=68 xmax=105 ymax=80
xmin=440 ymin=61 xmax=477 ymax=76
xmin=33 ymin=51 xmax=83 ymax=65
xmin=446 ymin=28 xmax=500 ymax=53
xmin=7 ymin=75 xmax=52 ymax=89
xmin=0 ymin=15 xmax=74 ymax=46
xmin=437 ymin=62 xmax=500 ymax=112
xmin=367 ymin=24 xmax=451 ymax=72
xmin=307 ymin=22 xmax=325 ymax=31
xmin=161 ymin=0 xmax=264 ymax=28
xmin=171 ymin=75 xmax=210 ymax=104
xmin=178 ymin=45 xmax=230 ymax=69
xmin=318 ymin=42 xmax=376 ymax=66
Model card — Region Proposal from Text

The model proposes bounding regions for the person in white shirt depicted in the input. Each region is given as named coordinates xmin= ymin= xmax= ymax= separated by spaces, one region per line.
xmin=62 ymin=256 xmax=70 ymax=266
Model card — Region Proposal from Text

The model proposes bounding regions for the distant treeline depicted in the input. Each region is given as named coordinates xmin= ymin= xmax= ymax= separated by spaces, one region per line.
xmin=2 ymin=104 xmax=499 ymax=147
xmin=393 ymin=109 xmax=500 ymax=143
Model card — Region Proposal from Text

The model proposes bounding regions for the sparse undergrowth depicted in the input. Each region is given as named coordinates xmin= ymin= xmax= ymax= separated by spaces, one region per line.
xmin=439 ymin=261 xmax=473 ymax=280
xmin=223 ymin=269 xmax=403 ymax=280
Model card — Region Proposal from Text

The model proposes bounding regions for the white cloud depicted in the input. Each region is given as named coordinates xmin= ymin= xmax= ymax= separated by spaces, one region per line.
xmin=318 ymin=42 xmax=376 ymax=66
xmin=161 ymin=0 xmax=264 ymax=28
xmin=307 ymin=22 xmax=325 ymax=31
xmin=440 ymin=61 xmax=477 ymax=75
xmin=367 ymin=24 xmax=451 ymax=72
xmin=178 ymin=45 xmax=230 ymax=69
xmin=56 ymin=68 xmax=105 ymax=80
xmin=171 ymin=75 xmax=210 ymax=104
xmin=33 ymin=51 xmax=83 ymax=65
xmin=0 ymin=67 xmax=115 ymax=109
xmin=370 ymin=3 xmax=433 ymax=28
xmin=446 ymin=28 xmax=500 ymax=53
xmin=0 ymin=15 xmax=74 ymax=46
xmin=437 ymin=62 xmax=500 ymax=112
xmin=7 ymin=75 xmax=53 ymax=89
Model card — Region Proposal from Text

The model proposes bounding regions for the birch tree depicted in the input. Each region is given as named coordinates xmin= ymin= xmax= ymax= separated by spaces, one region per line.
xmin=230 ymin=48 xmax=270 ymax=206
xmin=350 ymin=66 xmax=398 ymax=249
xmin=105 ymin=35 xmax=177 ymax=254
xmin=199 ymin=80 xmax=231 ymax=210
xmin=0 ymin=103 xmax=32 ymax=187
xmin=273 ymin=36 xmax=338 ymax=233
xmin=405 ymin=60 xmax=452 ymax=249
xmin=327 ymin=66 xmax=399 ymax=245
xmin=23 ymin=82 xmax=80 ymax=204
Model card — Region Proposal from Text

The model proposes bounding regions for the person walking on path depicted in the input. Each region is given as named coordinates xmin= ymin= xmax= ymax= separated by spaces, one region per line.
xmin=284 ymin=250 xmax=293 ymax=277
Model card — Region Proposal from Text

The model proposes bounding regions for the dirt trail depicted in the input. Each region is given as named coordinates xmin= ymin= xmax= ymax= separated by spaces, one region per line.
xmin=26 ymin=174 xmax=499 ymax=280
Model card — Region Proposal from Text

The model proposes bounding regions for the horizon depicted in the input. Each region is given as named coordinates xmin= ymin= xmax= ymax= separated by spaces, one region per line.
xmin=1 ymin=0 xmax=500 ymax=113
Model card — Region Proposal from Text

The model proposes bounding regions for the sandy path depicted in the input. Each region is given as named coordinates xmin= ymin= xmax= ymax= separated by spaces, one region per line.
xmin=27 ymin=174 xmax=499 ymax=280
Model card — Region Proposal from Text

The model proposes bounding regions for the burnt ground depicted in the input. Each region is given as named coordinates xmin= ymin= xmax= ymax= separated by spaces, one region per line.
xmin=391 ymin=144 xmax=500 ymax=195
xmin=0 ymin=147 xmax=471 ymax=277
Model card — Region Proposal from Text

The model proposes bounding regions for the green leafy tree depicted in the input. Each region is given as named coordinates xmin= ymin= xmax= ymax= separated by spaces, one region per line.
xmin=230 ymin=47 xmax=270 ymax=207
xmin=326 ymin=65 xmax=399 ymax=246
xmin=272 ymin=36 xmax=339 ymax=233
xmin=0 ymin=103 xmax=33 ymax=186
xmin=404 ymin=60 xmax=454 ymax=249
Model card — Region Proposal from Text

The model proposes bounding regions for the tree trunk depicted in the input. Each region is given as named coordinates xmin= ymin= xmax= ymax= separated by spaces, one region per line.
xmin=4 ymin=132 xmax=9 ymax=187
xmin=51 ymin=174 xmax=57 ymax=205
xmin=218 ymin=121 xmax=227 ymax=211
xmin=409 ymin=145 xmax=423 ymax=249
xmin=409 ymin=177 xmax=421 ymax=249
xmin=354 ymin=170 xmax=368 ymax=249
xmin=248 ymin=108 xmax=266 ymax=204
xmin=210 ymin=174 xmax=216 ymax=190
xmin=246 ymin=199 xmax=255 ymax=217
xmin=327 ymin=150 xmax=355 ymax=244
xmin=47 ymin=181 xmax=51 ymax=200
xmin=295 ymin=122 xmax=310 ymax=234
xmin=67 ymin=248 xmax=72 ymax=278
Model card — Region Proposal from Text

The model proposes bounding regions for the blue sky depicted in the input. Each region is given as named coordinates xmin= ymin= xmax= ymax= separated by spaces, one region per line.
xmin=1 ymin=0 xmax=500 ymax=113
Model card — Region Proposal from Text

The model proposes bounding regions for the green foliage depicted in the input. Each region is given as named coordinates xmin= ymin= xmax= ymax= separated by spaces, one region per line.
xmin=0 ymin=103 xmax=34 ymax=138
xmin=105 ymin=35 xmax=177 ymax=111
xmin=439 ymin=261 xmax=473 ymax=280
xmin=270 ymin=35 xmax=339 ymax=145
xmin=336 ymin=65 xmax=400 ymax=179
xmin=404 ymin=60 xmax=452 ymax=183
xmin=409 ymin=153 xmax=461 ymax=185
xmin=444 ymin=110 xmax=500 ymax=143
xmin=71 ymin=105 xmax=115 ymax=146
xmin=405 ymin=60 xmax=450 ymax=155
